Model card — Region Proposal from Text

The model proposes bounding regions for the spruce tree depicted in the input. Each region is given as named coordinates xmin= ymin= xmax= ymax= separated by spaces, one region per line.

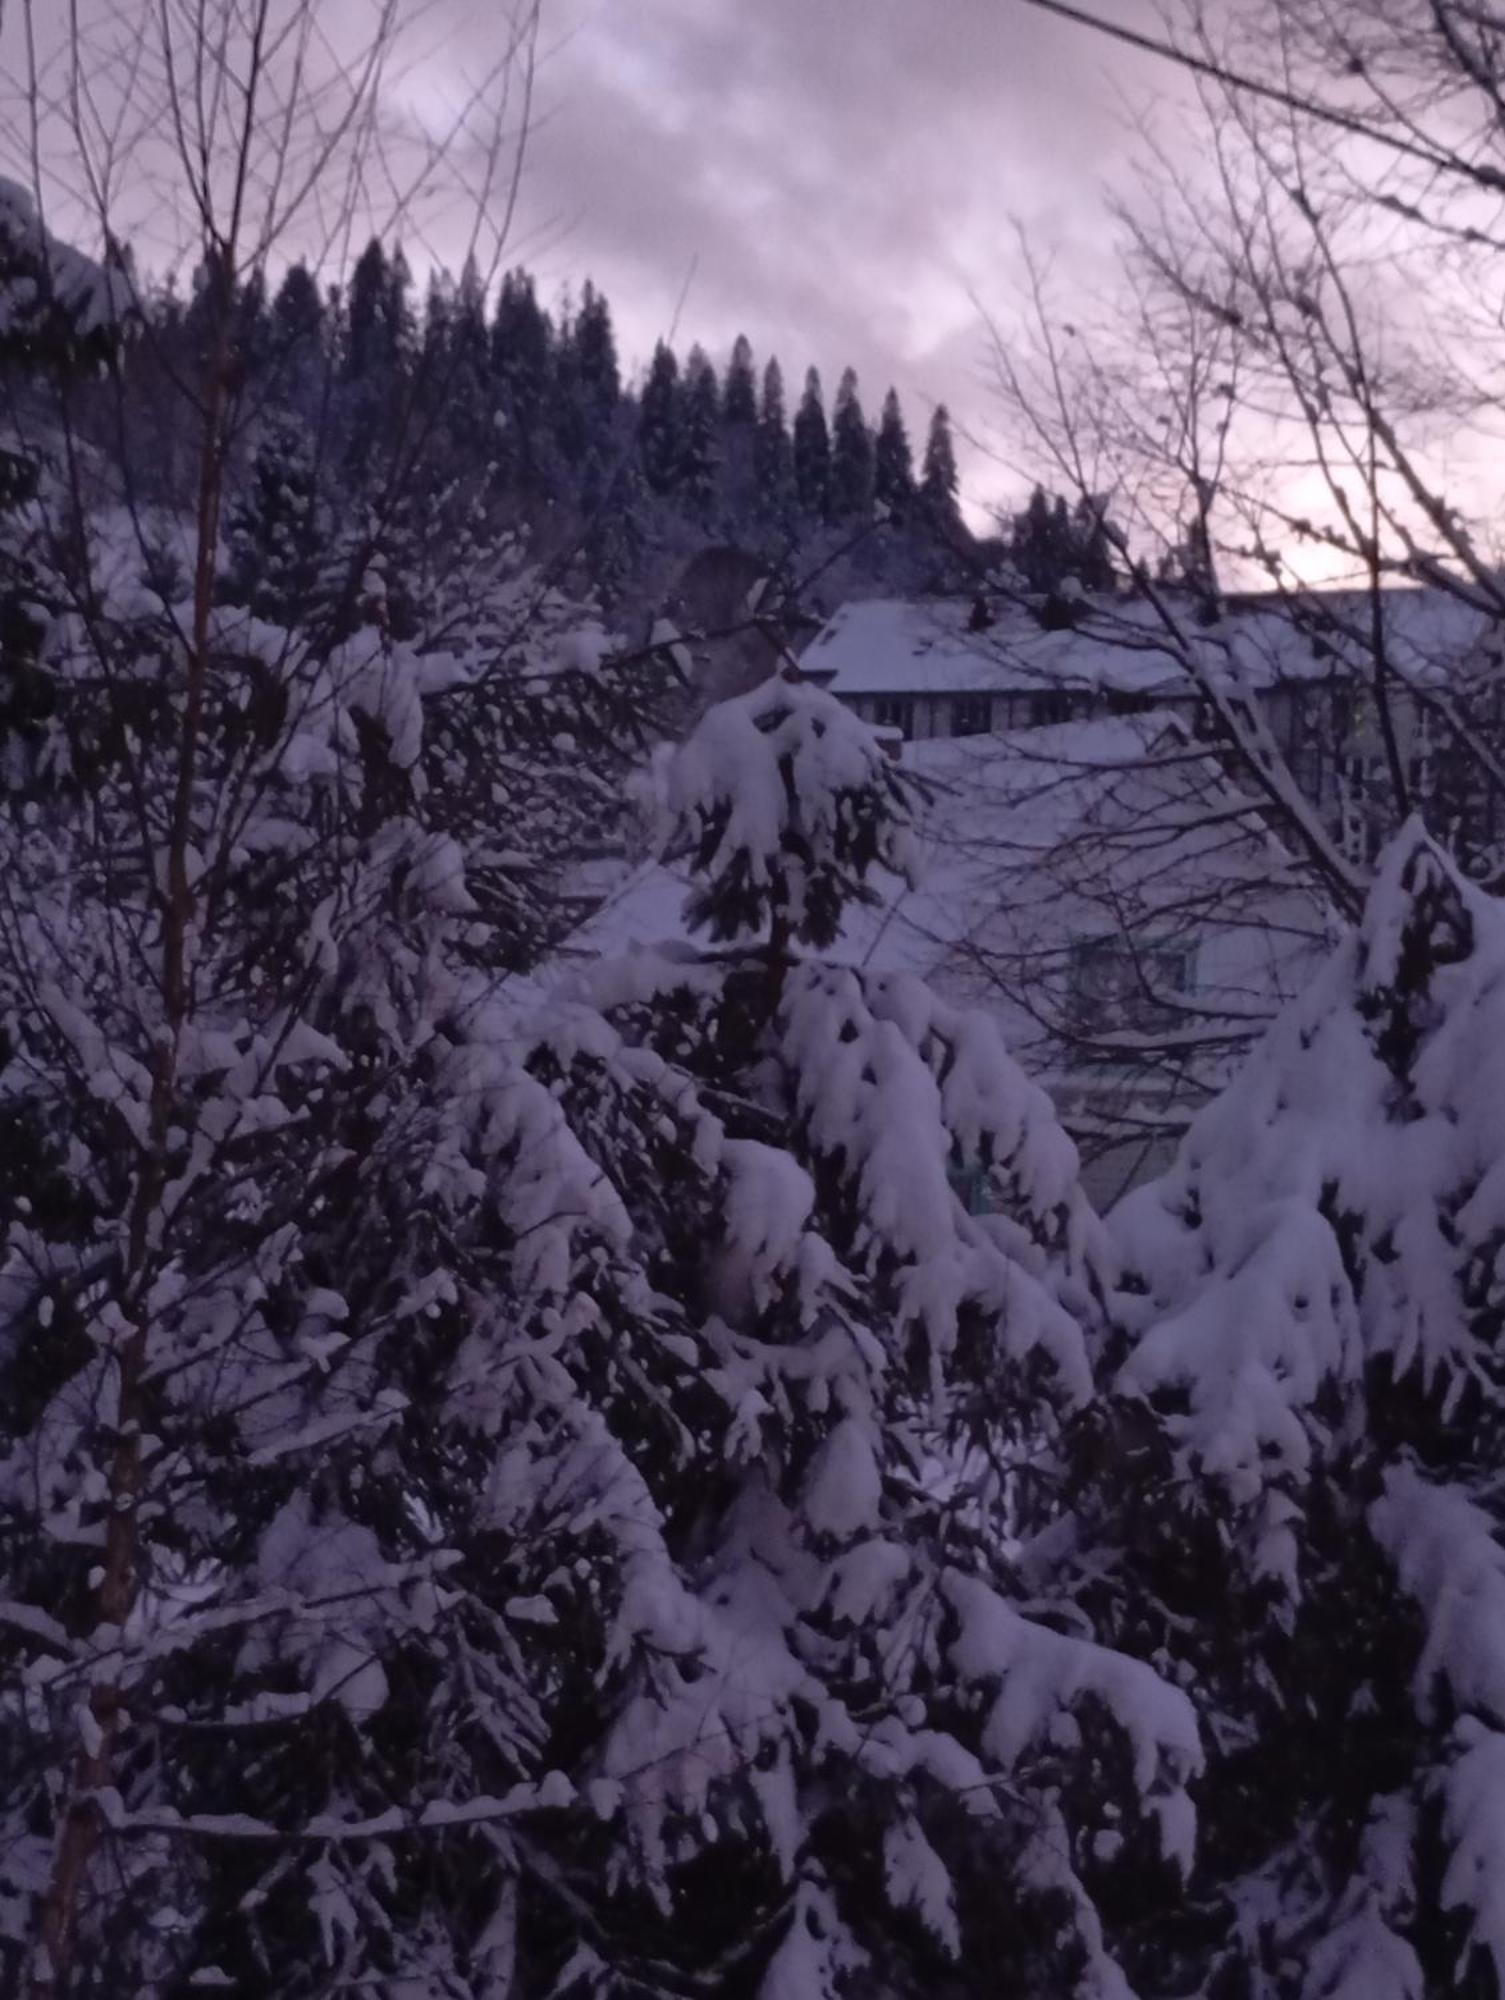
xmin=549 ymin=297 xmax=588 ymax=465
xmin=0 ymin=501 xmax=683 ymax=1996
xmin=793 ymin=365 xmax=831 ymax=519
xmin=1012 ymin=486 xmax=1067 ymax=593
xmin=180 ymin=248 xmax=235 ymax=387
xmin=582 ymin=448 xmax=647 ymax=613
xmin=0 ymin=441 xmax=48 ymax=788
xmin=0 ymin=173 xmax=126 ymax=370
xmin=233 ymin=266 xmax=271 ymax=390
xmin=268 ymin=261 xmax=327 ymax=416
xmin=337 ymin=239 xmax=418 ymax=486
xmin=677 ymin=344 xmax=722 ymax=512
xmin=0 ymin=204 xmax=1229 ymax=1993
xmin=829 ymin=365 xmax=875 ymax=520
xmin=920 ymin=404 xmax=961 ymax=529
xmin=574 ymin=279 xmax=620 ymax=422
xmin=724 ymin=331 xmax=757 ymax=427
xmin=0 ymin=516 xmax=1203 ymax=1989
xmin=270 ymin=260 xmax=323 ymax=350
xmin=638 ymin=339 xmax=683 ymax=494
xmin=1010 ymin=488 xmax=1118 ymax=598
xmin=1063 ymin=826 xmax=1505 ymax=1997
xmin=489 ymin=268 xmax=554 ymax=487
xmin=343 ymin=237 xmax=389 ymax=381
xmin=755 ymin=356 xmax=795 ymax=523
xmin=440 ymin=253 xmax=496 ymax=469
xmin=223 ymin=411 xmax=325 ymax=622
xmin=1156 ymin=514 xmax=1217 ymax=621
xmin=382 ymin=245 xmax=416 ymax=375
xmin=0 ymin=179 xmax=124 ymax=783
xmin=719 ymin=334 xmax=760 ymax=526
xmin=526 ymin=670 xmax=1206 ymax=1993
xmin=419 ymin=266 xmax=453 ymax=387
xmin=1073 ymin=494 xmax=1117 ymax=594
xmin=874 ymin=386 xmax=915 ymax=516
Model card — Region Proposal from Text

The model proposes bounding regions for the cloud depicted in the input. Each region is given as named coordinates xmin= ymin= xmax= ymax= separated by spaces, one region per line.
xmin=472 ymin=0 xmax=1165 ymax=522
xmin=1 ymin=0 xmax=1165 ymax=523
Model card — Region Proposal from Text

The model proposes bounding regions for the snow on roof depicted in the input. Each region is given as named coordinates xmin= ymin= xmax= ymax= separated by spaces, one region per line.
xmin=799 ymin=588 xmax=1505 ymax=701
xmin=551 ymin=708 xmax=1313 ymax=1036
xmin=1217 ymin=585 xmax=1504 ymax=689
xmin=800 ymin=597 xmax=1190 ymax=698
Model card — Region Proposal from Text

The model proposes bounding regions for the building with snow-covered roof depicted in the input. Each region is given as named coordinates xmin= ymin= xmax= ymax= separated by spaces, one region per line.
xmin=562 ymin=581 xmax=1505 ymax=1201
xmin=799 ymin=595 xmax=1192 ymax=742
xmin=799 ymin=588 xmax=1505 ymax=872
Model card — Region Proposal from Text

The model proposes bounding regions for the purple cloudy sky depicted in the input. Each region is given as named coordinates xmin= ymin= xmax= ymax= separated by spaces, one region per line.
xmin=4 ymin=0 xmax=1167 ymax=521
xmin=491 ymin=0 xmax=1165 ymax=524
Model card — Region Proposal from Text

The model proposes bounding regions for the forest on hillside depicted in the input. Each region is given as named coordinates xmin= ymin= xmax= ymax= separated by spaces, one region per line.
xmin=45 ymin=228 xmax=992 ymax=633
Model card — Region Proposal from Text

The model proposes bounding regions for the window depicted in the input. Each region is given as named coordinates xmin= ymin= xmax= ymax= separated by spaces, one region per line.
xmin=950 ymin=694 xmax=992 ymax=737
xmin=872 ymin=696 xmax=914 ymax=736
xmin=1067 ymin=936 xmax=1192 ymax=1038
xmin=1106 ymin=688 xmax=1155 ymax=717
xmin=997 ymin=694 xmax=1029 ymax=731
xmin=1028 ymin=689 xmax=1073 ymax=728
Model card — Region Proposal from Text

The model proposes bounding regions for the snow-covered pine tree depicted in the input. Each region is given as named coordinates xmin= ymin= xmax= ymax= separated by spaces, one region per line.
xmin=581 ymin=446 xmax=648 ymax=616
xmin=518 ymin=667 xmax=1207 ymax=1995
xmin=0 ymin=253 xmax=1211 ymax=1974
xmin=2 ymin=18 xmax=718 ymax=1987
xmin=548 ymin=295 xmax=589 ymax=466
xmin=756 ymin=357 xmax=795 ymax=525
xmin=489 ymin=268 xmax=555 ymax=492
xmin=0 ymin=489 xmax=682 ymax=1995
xmin=1011 ymin=485 xmax=1058 ymax=592
xmin=337 ymin=238 xmax=420 ymax=488
xmin=793 ymin=365 xmax=831 ymax=520
xmin=638 ymin=339 xmax=682 ymax=496
xmin=1009 ymin=488 xmax=1118 ymax=603
xmin=725 ymin=332 xmax=758 ymax=428
xmin=0 ymin=175 xmax=128 ymax=372
xmin=575 ymin=279 xmax=621 ymax=424
xmin=232 ymin=268 xmax=271 ymax=395
xmin=266 ymin=260 xmax=329 ymax=420
xmin=341 ymin=237 xmax=389 ymax=382
xmin=381 ymin=247 xmax=416 ymax=377
xmin=678 ymin=344 xmax=722 ymax=514
xmin=920 ymin=405 xmax=961 ymax=531
xmin=0 ymin=175 xmax=128 ymax=782
xmin=874 ymin=386 xmax=915 ymax=517
xmin=434 ymin=254 xmax=496 ymax=472
xmin=1072 ymin=495 xmax=1117 ymax=595
xmin=0 ymin=438 xmax=46 ymax=780
xmin=718 ymin=334 xmax=760 ymax=526
xmin=1058 ymin=824 xmax=1505 ymax=1997
xmin=829 ymin=366 xmax=875 ymax=521
xmin=223 ymin=411 xmax=326 ymax=624
xmin=420 ymin=265 xmax=454 ymax=377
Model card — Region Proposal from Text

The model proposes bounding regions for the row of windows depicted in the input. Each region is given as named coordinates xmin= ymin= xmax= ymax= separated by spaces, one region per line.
xmin=866 ymin=689 xmax=1085 ymax=738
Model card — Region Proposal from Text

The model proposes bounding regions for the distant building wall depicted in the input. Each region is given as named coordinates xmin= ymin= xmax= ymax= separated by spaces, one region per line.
xmin=669 ymin=547 xmax=788 ymax=717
